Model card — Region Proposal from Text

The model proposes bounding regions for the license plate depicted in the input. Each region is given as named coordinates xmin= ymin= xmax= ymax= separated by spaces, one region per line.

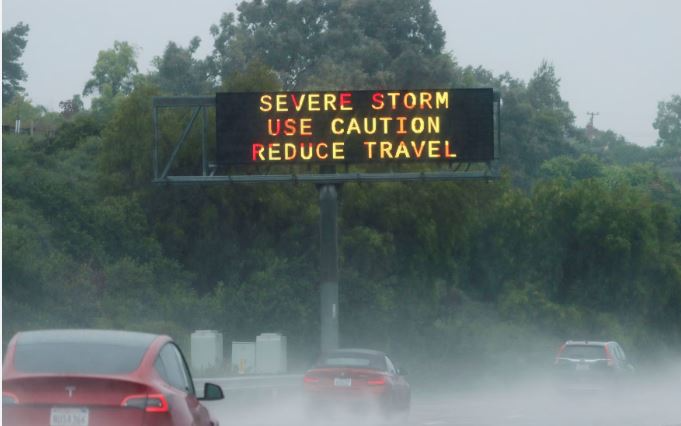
xmin=576 ymin=364 xmax=590 ymax=371
xmin=334 ymin=377 xmax=352 ymax=387
xmin=50 ymin=407 xmax=89 ymax=426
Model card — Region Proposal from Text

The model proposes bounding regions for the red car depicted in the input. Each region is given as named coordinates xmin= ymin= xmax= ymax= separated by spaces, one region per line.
xmin=303 ymin=348 xmax=410 ymax=420
xmin=2 ymin=329 xmax=224 ymax=426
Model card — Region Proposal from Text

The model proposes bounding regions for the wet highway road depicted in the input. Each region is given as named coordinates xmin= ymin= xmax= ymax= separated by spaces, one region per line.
xmin=203 ymin=381 xmax=681 ymax=426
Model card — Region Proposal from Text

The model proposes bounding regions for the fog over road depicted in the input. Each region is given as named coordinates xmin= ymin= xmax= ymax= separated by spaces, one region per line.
xmin=203 ymin=375 xmax=681 ymax=426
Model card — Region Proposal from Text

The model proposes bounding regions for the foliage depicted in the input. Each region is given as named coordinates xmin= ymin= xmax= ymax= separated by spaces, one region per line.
xmin=59 ymin=95 xmax=85 ymax=119
xmin=572 ymin=128 xmax=655 ymax=166
xmin=208 ymin=0 xmax=455 ymax=90
xmin=83 ymin=41 xmax=139 ymax=98
xmin=80 ymin=41 xmax=141 ymax=123
xmin=2 ymin=134 xmax=198 ymax=344
xmin=539 ymin=155 xmax=604 ymax=181
xmin=150 ymin=38 xmax=213 ymax=95
xmin=468 ymin=62 xmax=577 ymax=185
xmin=2 ymin=22 xmax=30 ymax=105
xmin=2 ymin=95 xmax=45 ymax=125
xmin=47 ymin=113 xmax=103 ymax=152
xmin=2 ymin=95 xmax=63 ymax=133
xmin=654 ymin=94 xmax=681 ymax=154
xmin=222 ymin=60 xmax=281 ymax=92
xmin=454 ymin=62 xmax=580 ymax=186
xmin=97 ymin=82 xmax=160 ymax=193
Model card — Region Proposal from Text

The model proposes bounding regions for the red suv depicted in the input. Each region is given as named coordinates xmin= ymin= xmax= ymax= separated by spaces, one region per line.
xmin=3 ymin=329 xmax=224 ymax=426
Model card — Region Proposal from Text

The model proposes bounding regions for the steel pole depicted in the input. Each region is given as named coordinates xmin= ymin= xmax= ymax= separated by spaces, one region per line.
xmin=319 ymin=184 xmax=339 ymax=353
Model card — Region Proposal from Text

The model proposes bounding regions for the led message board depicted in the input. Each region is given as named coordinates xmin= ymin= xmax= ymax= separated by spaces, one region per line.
xmin=216 ymin=89 xmax=494 ymax=166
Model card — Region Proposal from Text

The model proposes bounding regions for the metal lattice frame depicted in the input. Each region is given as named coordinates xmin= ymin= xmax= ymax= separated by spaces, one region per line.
xmin=152 ymin=93 xmax=501 ymax=353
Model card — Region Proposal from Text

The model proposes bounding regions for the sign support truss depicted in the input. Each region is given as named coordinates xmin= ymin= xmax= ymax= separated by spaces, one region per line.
xmin=152 ymin=93 xmax=500 ymax=354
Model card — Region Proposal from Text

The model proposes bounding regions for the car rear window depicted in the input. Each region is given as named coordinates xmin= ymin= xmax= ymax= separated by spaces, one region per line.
xmin=14 ymin=342 xmax=148 ymax=374
xmin=317 ymin=353 xmax=386 ymax=370
xmin=560 ymin=345 xmax=606 ymax=360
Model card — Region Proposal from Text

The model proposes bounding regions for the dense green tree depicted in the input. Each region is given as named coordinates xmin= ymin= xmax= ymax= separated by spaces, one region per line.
xmin=2 ymin=22 xmax=30 ymax=105
xmin=2 ymin=95 xmax=43 ymax=126
xmin=222 ymin=60 xmax=281 ymax=92
xmin=151 ymin=38 xmax=212 ymax=95
xmin=572 ymin=128 xmax=655 ymax=166
xmin=48 ymin=113 xmax=102 ymax=152
xmin=503 ymin=62 xmax=576 ymax=183
xmin=2 ymin=133 xmax=201 ymax=344
xmin=82 ymin=41 xmax=140 ymax=122
xmin=83 ymin=41 xmax=139 ymax=98
xmin=531 ymin=165 xmax=681 ymax=320
xmin=97 ymin=82 xmax=160 ymax=193
xmin=208 ymin=0 xmax=455 ymax=89
xmin=457 ymin=62 xmax=578 ymax=184
xmin=59 ymin=94 xmax=85 ymax=119
xmin=654 ymin=94 xmax=681 ymax=152
xmin=539 ymin=155 xmax=604 ymax=181
xmin=1 ymin=95 xmax=62 ymax=133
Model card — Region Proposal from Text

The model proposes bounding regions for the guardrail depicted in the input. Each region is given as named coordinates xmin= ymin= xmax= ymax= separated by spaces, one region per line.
xmin=194 ymin=374 xmax=303 ymax=394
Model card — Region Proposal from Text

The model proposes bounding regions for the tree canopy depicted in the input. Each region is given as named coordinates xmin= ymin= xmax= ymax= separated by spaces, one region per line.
xmin=150 ymin=38 xmax=212 ymax=95
xmin=2 ymin=22 xmax=30 ymax=105
xmin=83 ymin=41 xmax=139 ymax=98
xmin=208 ymin=0 xmax=455 ymax=90
xmin=654 ymin=94 xmax=681 ymax=152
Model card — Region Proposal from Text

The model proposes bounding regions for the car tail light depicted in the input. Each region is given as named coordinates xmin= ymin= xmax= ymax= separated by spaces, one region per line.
xmin=303 ymin=376 xmax=320 ymax=384
xmin=121 ymin=394 xmax=169 ymax=413
xmin=604 ymin=346 xmax=615 ymax=367
xmin=367 ymin=377 xmax=385 ymax=386
xmin=2 ymin=392 xmax=19 ymax=405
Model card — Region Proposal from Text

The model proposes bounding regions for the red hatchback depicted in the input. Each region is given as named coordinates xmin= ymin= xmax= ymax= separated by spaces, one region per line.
xmin=2 ymin=329 xmax=224 ymax=426
xmin=303 ymin=349 xmax=410 ymax=420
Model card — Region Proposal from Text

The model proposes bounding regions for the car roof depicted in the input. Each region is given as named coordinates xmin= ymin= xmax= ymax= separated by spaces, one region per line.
xmin=16 ymin=329 xmax=160 ymax=349
xmin=326 ymin=348 xmax=387 ymax=357
xmin=564 ymin=340 xmax=612 ymax=346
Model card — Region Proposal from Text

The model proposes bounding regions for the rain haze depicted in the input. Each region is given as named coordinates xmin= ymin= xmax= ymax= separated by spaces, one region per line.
xmin=3 ymin=0 xmax=681 ymax=145
xmin=3 ymin=1 xmax=681 ymax=426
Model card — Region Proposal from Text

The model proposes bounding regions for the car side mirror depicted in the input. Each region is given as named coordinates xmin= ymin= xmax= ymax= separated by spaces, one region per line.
xmin=199 ymin=383 xmax=224 ymax=401
xmin=397 ymin=367 xmax=408 ymax=376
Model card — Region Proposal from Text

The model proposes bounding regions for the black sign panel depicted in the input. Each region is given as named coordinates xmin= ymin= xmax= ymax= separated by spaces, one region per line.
xmin=216 ymin=89 xmax=494 ymax=165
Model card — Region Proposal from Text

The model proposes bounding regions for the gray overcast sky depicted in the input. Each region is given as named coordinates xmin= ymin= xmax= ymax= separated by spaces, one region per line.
xmin=3 ymin=0 xmax=680 ymax=146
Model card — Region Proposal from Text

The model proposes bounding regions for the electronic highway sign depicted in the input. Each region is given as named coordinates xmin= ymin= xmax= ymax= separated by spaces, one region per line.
xmin=216 ymin=89 xmax=495 ymax=166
